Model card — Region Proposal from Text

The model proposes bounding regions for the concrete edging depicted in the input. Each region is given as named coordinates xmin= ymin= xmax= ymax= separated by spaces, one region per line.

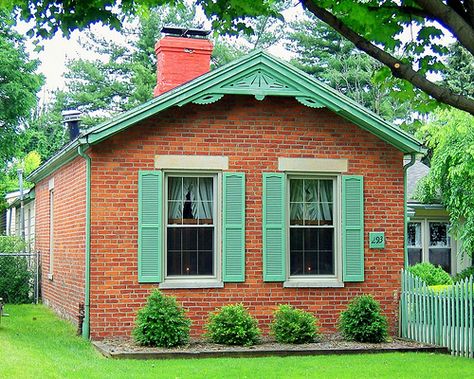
xmin=92 ymin=341 xmax=449 ymax=360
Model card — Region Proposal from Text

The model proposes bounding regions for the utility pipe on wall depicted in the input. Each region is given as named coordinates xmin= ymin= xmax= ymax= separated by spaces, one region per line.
xmin=77 ymin=143 xmax=91 ymax=339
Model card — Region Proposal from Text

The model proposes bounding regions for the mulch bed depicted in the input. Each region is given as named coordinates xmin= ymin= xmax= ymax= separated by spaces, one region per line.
xmin=93 ymin=334 xmax=449 ymax=360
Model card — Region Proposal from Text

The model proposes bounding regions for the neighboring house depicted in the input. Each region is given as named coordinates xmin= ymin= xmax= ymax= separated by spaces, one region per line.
xmin=406 ymin=160 xmax=472 ymax=275
xmin=28 ymin=29 xmax=425 ymax=340
xmin=2 ymin=189 xmax=35 ymax=251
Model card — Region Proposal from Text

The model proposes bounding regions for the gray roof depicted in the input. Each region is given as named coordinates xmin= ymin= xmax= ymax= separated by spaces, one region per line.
xmin=406 ymin=160 xmax=430 ymax=201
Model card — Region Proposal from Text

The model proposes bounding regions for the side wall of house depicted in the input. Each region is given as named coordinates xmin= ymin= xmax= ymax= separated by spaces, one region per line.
xmin=89 ymin=96 xmax=405 ymax=339
xmin=36 ymin=157 xmax=86 ymax=323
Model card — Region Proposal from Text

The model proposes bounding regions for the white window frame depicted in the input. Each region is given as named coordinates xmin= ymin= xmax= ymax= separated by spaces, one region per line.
xmin=284 ymin=174 xmax=343 ymax=288
xmin=408 ymin=218 xmax=456 ymax=275
xmin=159 ymin=171 xmax=223 ymax=289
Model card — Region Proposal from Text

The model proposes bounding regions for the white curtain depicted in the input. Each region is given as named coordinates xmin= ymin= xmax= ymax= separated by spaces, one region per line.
xmin=168 ymin=177 xmax=213 ymax=221
xmin=290 ymin=179 xmax=332 ymax=223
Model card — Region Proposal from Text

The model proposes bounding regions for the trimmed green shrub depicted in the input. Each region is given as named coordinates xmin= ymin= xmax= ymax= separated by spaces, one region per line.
xmin=429 ymin=285 xmax=452 ymax=293
xmin=206 ymin=304 xmax=261 ymax=346
xmin=453 ymin=266 xmax=474 ymax=283
xmin=0 ymin=236 xmax=31 ymax=304
xmin=408 ymin=262 xmax=453 ymax=286
xmin=270 ymin=305 xmax=319 ymax=344
xmin=133 ymin=290 xmax=191 ymax=348
xmin=339 ymin=295 xmax=388 ymax=343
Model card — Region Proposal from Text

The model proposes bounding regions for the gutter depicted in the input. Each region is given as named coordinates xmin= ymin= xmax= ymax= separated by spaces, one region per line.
xmin=403 ymin=154 xmax=417 ymax=268
xmin=77 ymin=141 xmax=91 ymax=339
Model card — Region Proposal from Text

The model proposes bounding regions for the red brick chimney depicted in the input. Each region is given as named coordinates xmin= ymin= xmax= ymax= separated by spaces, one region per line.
xmin=154 ymin=31 xmax=213 ymax=97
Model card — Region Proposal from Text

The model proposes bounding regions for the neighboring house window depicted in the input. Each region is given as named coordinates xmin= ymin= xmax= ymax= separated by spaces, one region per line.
xmin=166 ymin=175 xmax=216 ymax=278
xmin=289 ymin=178 xmax=335 ymax=276
xmin=408 ymin=220 xmax=452 ymax=274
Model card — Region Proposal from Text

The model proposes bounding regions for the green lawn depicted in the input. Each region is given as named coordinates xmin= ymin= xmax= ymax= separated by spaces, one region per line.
xmin=0 ymin=305 xmax=473 ymax=379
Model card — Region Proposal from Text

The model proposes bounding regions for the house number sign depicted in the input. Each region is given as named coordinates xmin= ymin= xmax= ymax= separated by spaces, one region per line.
xmin=369 ymin=232 xmax=385 ymax=249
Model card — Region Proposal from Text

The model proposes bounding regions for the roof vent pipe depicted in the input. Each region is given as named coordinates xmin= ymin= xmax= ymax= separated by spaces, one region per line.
xmin=62 ymin=110 xmax=82 ymax=141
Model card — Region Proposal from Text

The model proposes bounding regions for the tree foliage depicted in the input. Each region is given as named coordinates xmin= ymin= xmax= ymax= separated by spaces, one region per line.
xmin=286 ymin=12 xmax=411 ymax=121
xmin=0 ymin=12 xmax=43 ymax=164
xmin=6 ymin=0 xmax=473 ymax=115
xmin=415 ymin=108 xmax=474 ymax=257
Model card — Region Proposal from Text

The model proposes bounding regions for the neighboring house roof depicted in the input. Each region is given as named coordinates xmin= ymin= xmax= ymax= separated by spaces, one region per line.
xmin=5 ymin=188 xmax=35 ymax=208
xmin=406 ymin=160 xmax=430 ymax=201
xmin=28 ymin=50 xmax=425 ymax=183
xmin=406 ymin=160 xmax=445 ymax=210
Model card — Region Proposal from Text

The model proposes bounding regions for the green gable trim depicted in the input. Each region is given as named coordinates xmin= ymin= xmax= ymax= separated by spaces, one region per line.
xmin=28 ymin=50 xmax=425 ymax=183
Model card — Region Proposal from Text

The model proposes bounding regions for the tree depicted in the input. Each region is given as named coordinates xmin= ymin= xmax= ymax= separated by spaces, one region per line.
xmin=22 ymin=91 xmax=69 ymax=161
xmin=6 ymin=1 xmax=473 ymax=115
xmin=286 ymin=13 xmax=411 ymax=121
xmin=0 ymin=11 xmax=43 ymax=209
xmin=0 ymin=12 xmax=43 ymax=164
xmin=415 ymin=109 xmax=474 ymax=257
xmin=443 ymin=43 xmax=474 ymax=99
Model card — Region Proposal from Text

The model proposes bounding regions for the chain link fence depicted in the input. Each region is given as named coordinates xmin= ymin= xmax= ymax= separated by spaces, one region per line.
xmin=0 ymin=252 xmax=40 ymax=304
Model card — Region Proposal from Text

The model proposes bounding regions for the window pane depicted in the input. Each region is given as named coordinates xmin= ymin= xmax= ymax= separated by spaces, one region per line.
xmin=429 ymin=248 xmax=451 ymax=274
xmin=167 ymin=251 xmax=182 ymax=276
xmin=182 ymin=251 xmax=197 ymax=275
xmin=198 ymin=228 xmax=213 ymax=251
xmin=290 ymin=203 xmax=304 ymax=225
xmin=290 ymin=228 xmax=303 ymax=252
xmin=182 ymin=227 xmax=198 ymax=251
xmin=304 ymin=203 xmax=319 ymax=225
xmin=290 ymin=179 xmax=303 ymax=202
xmin=198 ymin=202 xmax=213 ymax=225
xmin=408 ymin=223 xmax=421 ymax=247
xmin=167 ymin=228 xmax=181 ymax=251
xmin=290 ymin=251 xmax=304 ymax=276
xmin=197 ymin=252 xmax=213 ymax=275
xmin=408 ymin=248 xmax=422 ymax=266
xmin=168 ymin=201 xmax=182 ymax=224
xmin=198 ymin=177 xmax=213 ymax=202
xmin=429 ymin=222 xmax=449 ymax=247
xmin=168 ymin=177 xmax=182 ymax=200
xmin=319 ymin=203 xmax=333 ymax=225
xmin=319 ymin=180 xmax=333 ymax=202
xmin=304 ymin=179 xmax=318 ymax=203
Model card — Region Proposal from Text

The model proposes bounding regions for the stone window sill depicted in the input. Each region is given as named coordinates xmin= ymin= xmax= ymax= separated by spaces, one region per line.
xmin=159 ymin=281 xmax=224 ymax=289
xmin=283 ymin=280 xmax=344 ymax=288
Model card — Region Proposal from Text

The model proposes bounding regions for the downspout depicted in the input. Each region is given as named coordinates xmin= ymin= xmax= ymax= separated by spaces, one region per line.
xmin=78 ymin=142 xmax=91 ymax=339
xmin=403 ymin=153 xmax=417 ymax=269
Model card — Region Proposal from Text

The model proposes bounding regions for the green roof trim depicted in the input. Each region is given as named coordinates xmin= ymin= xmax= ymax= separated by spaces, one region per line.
xmin=28 ymin=50 xmax=425 ymax=182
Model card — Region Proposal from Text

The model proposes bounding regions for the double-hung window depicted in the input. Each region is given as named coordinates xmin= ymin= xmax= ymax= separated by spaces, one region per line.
xmin=166 ymin=175 xmax=217 ymax=278
xmin=138 ymin=164 xmax=245 ymax=287
xmin=289 ymin=178 xmax=335 ymax=277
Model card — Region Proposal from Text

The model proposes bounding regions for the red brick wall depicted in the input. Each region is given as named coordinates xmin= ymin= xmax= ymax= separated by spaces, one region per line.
xmin=87 ymin=96 xmax=405 ymax=340
xmin=35 ymin=157 xmax=86 ymax=323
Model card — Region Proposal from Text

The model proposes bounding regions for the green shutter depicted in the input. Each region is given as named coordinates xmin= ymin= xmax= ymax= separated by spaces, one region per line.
xmin=263 ymin=173 xmax=286 ymax=281
xmin=223 ymin=172 xmax=245 ymax=282
xmin=342 ymin=175 xmax=364 ymax=282
xmin=138 ymin=171 xmax=163 ymax=283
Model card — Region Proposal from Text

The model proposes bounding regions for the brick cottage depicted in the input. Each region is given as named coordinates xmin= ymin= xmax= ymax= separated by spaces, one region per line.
xmin=29 ymin=29 xmax=425 ymax=340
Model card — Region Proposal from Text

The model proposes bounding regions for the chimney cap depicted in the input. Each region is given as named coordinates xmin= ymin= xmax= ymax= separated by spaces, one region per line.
xmin=161 ymin=26 xmax=211 ymax=38
xmin=62 ymin=109 xmax=82 ymax=123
